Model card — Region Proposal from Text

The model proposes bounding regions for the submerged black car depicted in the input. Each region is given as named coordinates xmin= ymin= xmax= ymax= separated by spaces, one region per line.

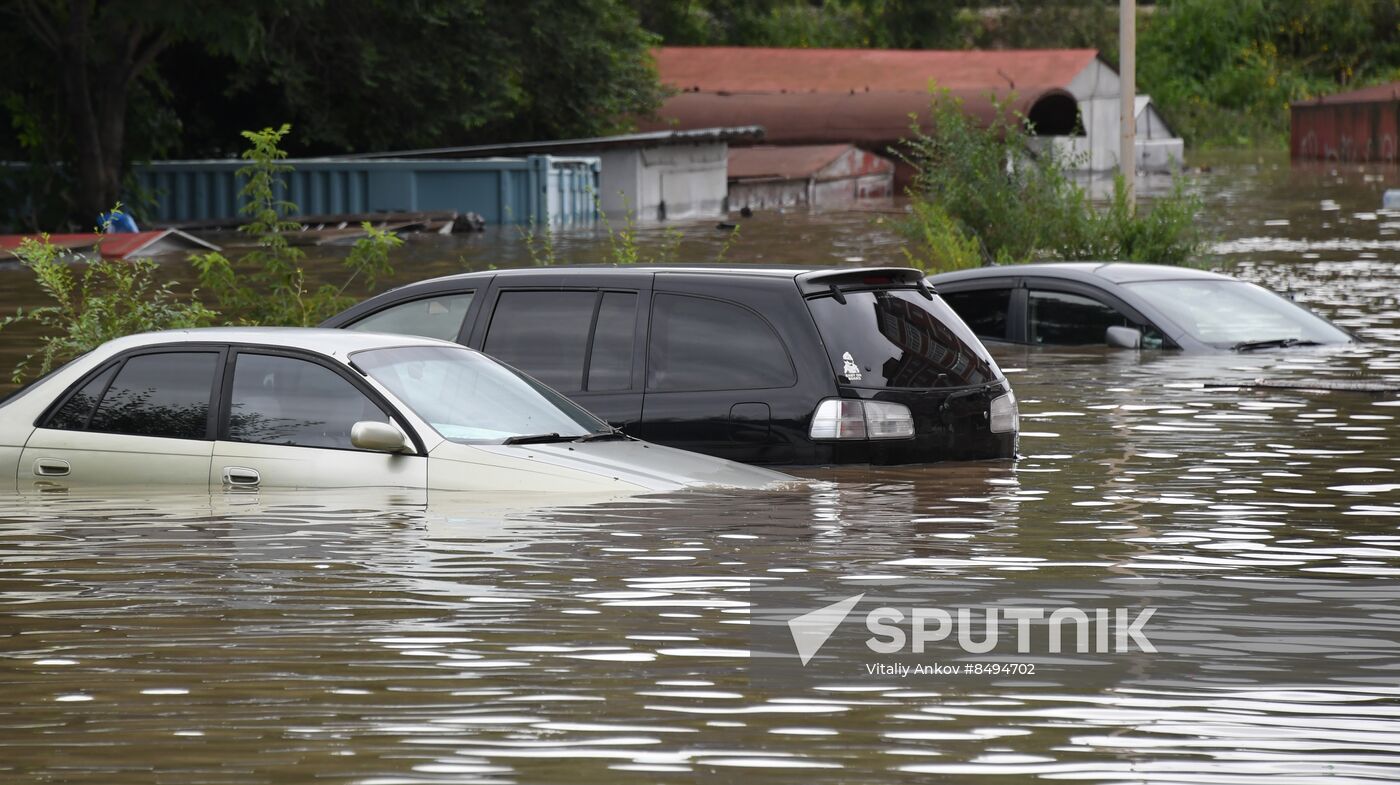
xmin=323 ymin=266 xmax=1018 ymax=466
xmin=929 ymin=262 xmax=1355 ymax=351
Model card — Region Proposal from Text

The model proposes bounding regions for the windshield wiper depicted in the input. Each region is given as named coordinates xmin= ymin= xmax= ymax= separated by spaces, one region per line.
xmin=501 ymin=432 xmax=572 ymax=445
xmin=1232 ymin=337 xmax=1325 ymax=352
xmin=574 ymin=430 xmax=630 ymax=443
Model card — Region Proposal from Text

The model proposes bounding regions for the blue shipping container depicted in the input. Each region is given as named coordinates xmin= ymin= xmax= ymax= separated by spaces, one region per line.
xmin=130 ymin=155 xmax=599 ymax=226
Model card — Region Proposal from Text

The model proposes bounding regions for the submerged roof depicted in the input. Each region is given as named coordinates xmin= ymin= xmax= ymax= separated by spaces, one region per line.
xmin=1293 ymin=81 xmax=1400 ymax=107
xmin=654 ymin=47 xmax=1100 ymax=94
xmin=727 ymin=144 xmax=893 ymax=181
xmin=342 ymin=127 xmax=764 ymax=161
xmin=642 ymin=47 xmax=1091 ymax=145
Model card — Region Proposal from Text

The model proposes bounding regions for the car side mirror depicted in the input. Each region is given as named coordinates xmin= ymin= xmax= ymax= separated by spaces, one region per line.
xmin=1106 ymin=325 xmax=1143 ymax=349
xmin=351 ymin=421 xmax=410 ymax=453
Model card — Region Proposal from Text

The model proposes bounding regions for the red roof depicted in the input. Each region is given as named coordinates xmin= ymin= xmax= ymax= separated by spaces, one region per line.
xmin=642 ymin=47 xmax=1090 ymax=147
xmin=1295 ymin=81 xmax=1400 ymax=107
xmin=0 ymin=229 xmax=217 ymax=260
xmin=654 ymin=46 xmax=1100 ymax=95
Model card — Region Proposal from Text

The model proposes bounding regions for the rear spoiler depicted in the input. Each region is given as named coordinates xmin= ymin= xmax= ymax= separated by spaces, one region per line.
xmin=796 ymin=267 xmax=935 ymax=300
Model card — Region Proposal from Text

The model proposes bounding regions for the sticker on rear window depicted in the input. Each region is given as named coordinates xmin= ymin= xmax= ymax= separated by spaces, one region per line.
xmin=841 ymin=351 xmax=863 ymax=381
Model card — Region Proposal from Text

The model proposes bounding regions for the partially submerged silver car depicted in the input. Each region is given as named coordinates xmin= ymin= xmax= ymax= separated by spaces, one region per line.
xmin=0 ymin=328 xmax=795 ymax=494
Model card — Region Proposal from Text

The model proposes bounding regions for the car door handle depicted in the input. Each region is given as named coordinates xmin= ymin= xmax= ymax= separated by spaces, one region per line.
xmin=33 ymin=458 xmax=70 ymax=477
xmin=222 ymin=466 xmax=260 ymax=487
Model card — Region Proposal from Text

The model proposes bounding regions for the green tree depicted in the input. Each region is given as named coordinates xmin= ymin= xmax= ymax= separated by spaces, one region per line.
xmin=3 ymin=0 xmax=266 ymax=227
xmin=1 ymin=1 xmax=665 ymax=228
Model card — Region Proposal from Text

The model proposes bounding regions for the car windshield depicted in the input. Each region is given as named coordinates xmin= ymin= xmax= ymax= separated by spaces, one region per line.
xmin=806 ymin=288 xmax=1003 ymax=388
xmin=1123 ymin=279 xmax=1352 ymax=349
xmin=351 ymin=345 xmax=609 ymax=444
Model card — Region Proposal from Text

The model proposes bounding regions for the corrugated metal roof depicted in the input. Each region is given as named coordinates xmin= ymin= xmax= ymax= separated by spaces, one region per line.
xmin=341 ymin=127 xmax=764 ymax=160
xmin=728 ymin=144 xmax=893 ymax=181
xmin=1294 ymin=81 xmax=1400 ymax=107
xmin=641 ymin=88 xmax=1071 ymax=146
xmin=654 ymin=46 xmax=1100 ymax=94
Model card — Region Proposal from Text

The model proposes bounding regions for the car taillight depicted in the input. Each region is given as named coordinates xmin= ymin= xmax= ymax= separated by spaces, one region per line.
xmin=809 ymin=399 xmax=915 ymax=440
xmin=989 ymin=391 xmax=1019 ymax=433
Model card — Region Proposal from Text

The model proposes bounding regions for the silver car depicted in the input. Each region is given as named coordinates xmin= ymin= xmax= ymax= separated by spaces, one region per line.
xmin=0 ymin=328 xmax=795 ymax=494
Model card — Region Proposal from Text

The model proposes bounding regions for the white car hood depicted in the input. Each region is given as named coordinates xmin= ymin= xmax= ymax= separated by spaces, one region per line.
xmin=429 ymin=438 xmax=797 ymax=493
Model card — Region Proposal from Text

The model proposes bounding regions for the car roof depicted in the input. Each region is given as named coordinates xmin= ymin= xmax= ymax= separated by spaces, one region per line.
xmin=378 ymin=264 xmax=921 ymax=290
xmin=99 ymin=327 xmax=459 ymax=358
xmin=928 ymin=262 xmax=1232 ymax=286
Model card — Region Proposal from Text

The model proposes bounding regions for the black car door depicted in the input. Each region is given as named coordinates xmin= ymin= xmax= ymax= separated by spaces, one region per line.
xmin=466 ymin=273 xmax=650 ymax=431
xmin=634 ymin=275 xmax=809 ymax=464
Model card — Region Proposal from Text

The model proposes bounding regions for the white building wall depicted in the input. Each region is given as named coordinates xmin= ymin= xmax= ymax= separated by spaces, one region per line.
xmin=1060 ymin=58 xmax=1183 ymax=172
xmin=596 ymin=143 xmax=728 ymax=222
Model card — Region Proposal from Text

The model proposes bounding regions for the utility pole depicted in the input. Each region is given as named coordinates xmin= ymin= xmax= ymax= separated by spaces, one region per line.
xmin=1120 ymin=0 xmax=1137 ymax=213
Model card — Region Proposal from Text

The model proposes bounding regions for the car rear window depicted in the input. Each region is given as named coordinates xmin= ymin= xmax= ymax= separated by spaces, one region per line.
xmin=806 ymin=288 xmax=1002 ymax=389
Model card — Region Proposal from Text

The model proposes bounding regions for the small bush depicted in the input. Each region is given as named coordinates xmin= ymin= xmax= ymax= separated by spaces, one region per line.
xmin=191 ymin=125 xmax=401 ymax=326
xmin=0 ymin=224 xmax=216 ymax=382
xmin=901 ymin=91 xmax=1209 ymax=273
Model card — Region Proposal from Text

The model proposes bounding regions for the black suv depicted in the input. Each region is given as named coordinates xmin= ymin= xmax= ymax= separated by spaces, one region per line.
xmin=323 ymin=266 xmax=1018 ymax=465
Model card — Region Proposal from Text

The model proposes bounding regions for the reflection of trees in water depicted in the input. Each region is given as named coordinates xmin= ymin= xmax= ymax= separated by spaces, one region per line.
xmin=228 ymin=407 xmax=338 ymax=448
xmin=88 ymin=388 xmax=209 ymax=439
xmin=49 ymin=390 xmax=102 ymax=430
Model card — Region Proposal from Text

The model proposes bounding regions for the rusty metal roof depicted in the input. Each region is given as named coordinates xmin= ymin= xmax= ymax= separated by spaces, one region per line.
xmin=654 ymin=46 xmax=1100 ymax=95
xmin=639 ymin=88 xmax=1067 ymax=146
xmin=641 ymin=47 xmax=1090 ymax=147
xmin=1293 ymin=82 xmax=1400 ymax=107
xmin=728 ymin=144 xmax=893 ymax=181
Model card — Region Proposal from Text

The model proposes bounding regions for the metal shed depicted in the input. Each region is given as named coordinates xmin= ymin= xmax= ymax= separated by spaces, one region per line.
xmin=130 ymin=155 xmax=599 ymax=226
xmin=727 ymin=145 xmax=895 ymax=210
xmin=1291 ymin=83 xmax=1400 ymax=163
xmin=344 ymin=127 xmax=764 ymax=222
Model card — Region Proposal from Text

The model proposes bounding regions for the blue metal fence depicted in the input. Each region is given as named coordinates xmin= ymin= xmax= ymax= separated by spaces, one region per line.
xmin=129 ymin=155 xmax=599 ymax=226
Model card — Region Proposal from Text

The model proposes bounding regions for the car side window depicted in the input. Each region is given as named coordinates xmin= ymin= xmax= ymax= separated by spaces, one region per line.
xmin=226 ymin=353 xmax=388 ymax=450
xmin=1030 ymin=290 xmax=1127 ymax=345
xmin=77 ymin=352 xmax=219 ymax=440
xmin=941 ymin=288 xmax=1013 ymax=341
xmin=346 ymin=292 xmax=474 ymax=341
xmin=587 ymin=292 xmax=637 ymax=392
xmin=483 ymin=291 xmax=595 ymax=391
xmin=44 ymin=364 xmax=118 ymax=431
xmin=647 ymin=294 xmax=795 ymax=392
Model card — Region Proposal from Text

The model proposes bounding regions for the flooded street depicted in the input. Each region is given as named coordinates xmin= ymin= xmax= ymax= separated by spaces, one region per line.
xmin=5 ymin=153 xmax=1400 ymax=783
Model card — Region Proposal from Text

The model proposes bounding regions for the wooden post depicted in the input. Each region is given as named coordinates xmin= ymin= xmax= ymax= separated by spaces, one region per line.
xmin=1120 ymin=0 xmax=1137 ymax=212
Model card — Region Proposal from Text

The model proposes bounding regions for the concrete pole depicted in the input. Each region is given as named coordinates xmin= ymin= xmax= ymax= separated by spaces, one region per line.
xmin=1120 ymin=0 xmax=1137 ymax=212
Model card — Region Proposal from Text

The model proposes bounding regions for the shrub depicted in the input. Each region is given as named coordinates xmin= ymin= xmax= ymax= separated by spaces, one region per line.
xmin=190 ymin=124 xmax=401 ymax=326
xmin=0 ymin=219 xmax=216 ymax=382
xmin=900 ymin=91 xmax=1209 ymax=273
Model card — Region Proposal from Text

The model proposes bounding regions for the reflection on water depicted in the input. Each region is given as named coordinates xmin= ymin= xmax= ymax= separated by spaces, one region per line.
xmin=5 ymin=156 xmax=1400 ymax=782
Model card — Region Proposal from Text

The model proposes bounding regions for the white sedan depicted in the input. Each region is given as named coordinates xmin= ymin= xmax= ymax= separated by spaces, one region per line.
xmin=0 ymin=328 xmax=795 ymax=494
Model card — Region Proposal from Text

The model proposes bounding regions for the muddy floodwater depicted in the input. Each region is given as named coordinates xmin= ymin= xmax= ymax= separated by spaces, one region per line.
xmin=5 ymin=153 xmax=1400 ymax=783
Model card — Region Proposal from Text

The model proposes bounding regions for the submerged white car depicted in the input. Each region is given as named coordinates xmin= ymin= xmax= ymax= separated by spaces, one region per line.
xmin=0 ymin=328 xmax=795 ymax=494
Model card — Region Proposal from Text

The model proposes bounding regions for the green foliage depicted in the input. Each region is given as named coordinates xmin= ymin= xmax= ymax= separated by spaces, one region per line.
xmin=634 ymin=0 xmax=967 ymax=48
xmin=0 ymin=223 xmax=216 ymax=383
xmin=898 ymin=199 xmax=983 ymax=273
xmin=191 ymin=125 xmax=401 ymax=326
xmin=1 ymin=1 xmax=665 ymax=228
xmin=1139 ymin=0 xmax=1400 ymax=147
xmin=902 ymin=92 xmax=1208 ymax=272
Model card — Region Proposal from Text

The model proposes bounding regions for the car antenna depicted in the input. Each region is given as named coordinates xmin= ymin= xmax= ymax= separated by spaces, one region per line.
xmin=828 ymin=283 xmax=846 ymax=304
